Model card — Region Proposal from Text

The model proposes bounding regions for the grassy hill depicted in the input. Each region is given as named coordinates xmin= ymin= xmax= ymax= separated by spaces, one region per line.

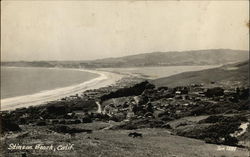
xmin=2 ymin=49 xmax=249 ymax=68
xmin=91 ymin=49 xmax=248 ymax=67
xmin=3 ymin=125 xmax=249 ymax=157
xmin=152 ymin=60 xmax=249 ymax=88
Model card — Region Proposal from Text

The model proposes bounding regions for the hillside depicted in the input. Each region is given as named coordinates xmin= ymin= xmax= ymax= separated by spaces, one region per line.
xmin=1 ymin=68 xmax=249 ymax=157
xmin=152 ymin=60 xmax=249 ymax=88
xmin=91 ymin=49 xmax=248 ymax=67
xmin=1 ymin=49 xmax=249 ymax=68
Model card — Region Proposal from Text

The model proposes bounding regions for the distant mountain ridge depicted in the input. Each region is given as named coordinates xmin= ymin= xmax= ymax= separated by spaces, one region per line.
xmin=2 ymin=49 xmax=249 ymax=68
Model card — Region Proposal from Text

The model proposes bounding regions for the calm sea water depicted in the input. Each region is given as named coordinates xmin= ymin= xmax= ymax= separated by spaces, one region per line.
xmin=1 ymin=67 xmax=99 ymax=99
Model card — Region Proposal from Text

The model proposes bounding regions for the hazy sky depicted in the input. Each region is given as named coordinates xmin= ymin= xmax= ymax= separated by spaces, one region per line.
xmin=1 ymin=1 xmax=249 ymax=61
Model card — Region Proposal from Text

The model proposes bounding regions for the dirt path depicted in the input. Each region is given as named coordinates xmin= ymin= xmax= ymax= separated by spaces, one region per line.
xmin=96 ymin=101 xmax=102 ymax=113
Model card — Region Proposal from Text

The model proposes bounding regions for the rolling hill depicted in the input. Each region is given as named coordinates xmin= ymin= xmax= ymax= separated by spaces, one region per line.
xmin=91 ymin=49 xmax=248 ymax=67
xmin=1 ymin=49 xmax=249 ymax=68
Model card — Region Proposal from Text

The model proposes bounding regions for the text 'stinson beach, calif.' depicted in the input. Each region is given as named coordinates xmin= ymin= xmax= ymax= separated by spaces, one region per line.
xmin=1 ymin=1 xmax=249 ymax=157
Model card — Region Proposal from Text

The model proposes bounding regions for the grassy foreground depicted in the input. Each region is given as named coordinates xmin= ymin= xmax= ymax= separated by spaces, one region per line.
xmin=1 ymin=121 xmax=249 ymax=157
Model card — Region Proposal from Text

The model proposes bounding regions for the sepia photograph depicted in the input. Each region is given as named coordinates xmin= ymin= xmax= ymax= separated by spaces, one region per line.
xmin=1 ymin=0 xmax=249 ymax=156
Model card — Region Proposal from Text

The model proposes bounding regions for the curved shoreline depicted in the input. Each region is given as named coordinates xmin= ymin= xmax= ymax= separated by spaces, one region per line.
xmin=1 ymin=68 xmax=124 ymax=111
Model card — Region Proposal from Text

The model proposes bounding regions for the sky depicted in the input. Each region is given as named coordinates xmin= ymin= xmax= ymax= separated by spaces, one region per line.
xmin=1 ymin=0 xmax=249 ymax=61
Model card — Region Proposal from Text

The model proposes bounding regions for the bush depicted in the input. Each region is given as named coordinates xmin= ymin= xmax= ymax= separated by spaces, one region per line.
xmin=0 ymin=117 xmax=22 ymax=133
xmin=205 ymin=87 xmax=224 ymax=97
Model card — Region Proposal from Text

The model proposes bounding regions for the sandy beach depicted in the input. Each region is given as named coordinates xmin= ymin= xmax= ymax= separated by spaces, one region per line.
xmin=1 ymin=65 xmax=220 ymax=111
xmin=1 ymin=68 xmax=124 ymax=111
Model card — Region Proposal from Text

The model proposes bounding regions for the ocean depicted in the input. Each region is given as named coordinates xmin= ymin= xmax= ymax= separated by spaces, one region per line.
xmin=1 ymin=67 xmax=99 ymax=99
xmin=0 ymin=65 xmax=219 ymax=111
